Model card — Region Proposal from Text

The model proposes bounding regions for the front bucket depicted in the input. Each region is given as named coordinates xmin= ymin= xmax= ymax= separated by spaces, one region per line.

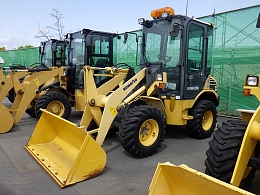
xmin=24 ymin=109 xmax=106 ymax=188
xmin=0 ymin=104 xmax=13 ymax=133
xmin=148 ymin=162 xmax=254 ymax=195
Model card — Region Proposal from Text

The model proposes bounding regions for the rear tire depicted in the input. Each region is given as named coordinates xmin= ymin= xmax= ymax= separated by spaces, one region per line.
xmin=205 ymin=120 xmax=257 ymax=187
xmin=119 ymin=105 xmax=165 ymax=158
xmin=186 ymin=100 xmax=217 ymax=139
xmin=35 ymin=91 xmax=71 ymax=119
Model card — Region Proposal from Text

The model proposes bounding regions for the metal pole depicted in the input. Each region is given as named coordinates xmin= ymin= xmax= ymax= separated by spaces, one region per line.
xmin=186 ymin=0 xmax=188 ymax=16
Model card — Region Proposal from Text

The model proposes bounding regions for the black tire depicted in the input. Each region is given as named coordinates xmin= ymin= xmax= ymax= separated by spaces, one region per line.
xmin=25 ymin=107 xmax=36 ymax=118
xmin=205 ymin=120 xmax=257 ymax=187
xmin=119 ymin=105 xmax=165 ymax=158
xmin=186 ymin=100 xmax=217 ymax=139
xmin=7 ymin=88 xmax=15 ymax=103
xmin=35 ymin=91 xmax=71 ymax=119
xmin=25 ymin=100 xmax=36 ymax=118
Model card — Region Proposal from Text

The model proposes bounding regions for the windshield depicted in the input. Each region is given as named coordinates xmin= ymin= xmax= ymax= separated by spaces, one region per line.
xmin=41 ymin=41 xmax=52 ymax=68
xmin=141 ymin=19 xmax=181 ymax=68
xmin=68 ymin=31 xmax=85 ymax=66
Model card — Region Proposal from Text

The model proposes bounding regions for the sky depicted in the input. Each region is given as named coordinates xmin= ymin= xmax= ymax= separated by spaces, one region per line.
xmin=0 ymin=0 xmax=259 ymax=50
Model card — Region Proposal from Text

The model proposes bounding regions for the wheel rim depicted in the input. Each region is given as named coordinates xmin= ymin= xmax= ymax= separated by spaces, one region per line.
xmin=139 ymin=119 xmax=159 ymax=146
xmin=202 ymin=110 xmax=213 ymax=131
xmin=46 ymin=101 xmax=65 ymax=116
xmin=243 ymin=167 xmax=251 ymax=179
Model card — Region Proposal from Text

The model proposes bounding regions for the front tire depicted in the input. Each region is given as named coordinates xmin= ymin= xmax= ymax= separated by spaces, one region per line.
xmin=205 ymin=120 xmax=257 ymax=187
xmin=25 ymin=100 xmax=36 ymax=118
xmin=186 ymin=100 xmax=217 ymax=139
xmin=119 ymin=105 xmax=165 ymax=158
xmin=35 ymin=91 xmax=71 ymax=119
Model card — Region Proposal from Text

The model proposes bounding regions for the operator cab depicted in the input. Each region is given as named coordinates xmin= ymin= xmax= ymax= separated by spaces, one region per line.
xmin=139 ymin=7 xmax=214 ymax=99
xmin=65 ymin=29 xmax=116 ymax=88
xmin=39 ymin=39 xmax=67 ymax=68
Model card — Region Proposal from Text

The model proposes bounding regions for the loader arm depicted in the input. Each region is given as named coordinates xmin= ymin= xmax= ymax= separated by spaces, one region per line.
xmin=0 ymin=71 xmax=29 ymax=102
xmin=80 ymin=67 xmax=131 ymax=128
xmin=0 ymin=67 xmax=65 ymax=133
xmin=231 ymin=105 xmax=260 ymax=187
xmin=0 ymin=67 xmax=4 ymax=81
xmin=80 ymin=66 xmax=147 ymax=146
xmin=93 ymin=68 xmax=146 ymax=145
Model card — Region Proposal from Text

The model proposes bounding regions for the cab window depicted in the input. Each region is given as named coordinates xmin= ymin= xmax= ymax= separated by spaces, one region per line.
xmin=187 ymin=24 xmax=204 ymax=74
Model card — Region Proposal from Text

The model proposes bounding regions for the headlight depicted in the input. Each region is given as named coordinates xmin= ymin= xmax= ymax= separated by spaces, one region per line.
xmin=162 ymin=12 xmax=169 ymax=18
xmin=157 ymin=74 xmax=163 ymax=81
xmin=247 ymin=76 xmax=258 ymax=86
xmin=138 ymin=18 xmax=145 ymax=25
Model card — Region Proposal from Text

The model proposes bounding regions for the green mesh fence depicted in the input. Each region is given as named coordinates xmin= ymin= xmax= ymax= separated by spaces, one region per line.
xmin=1 ymin=5 xmax=260 ymax=116
xmin=0 ymin=48 xmax=40 ymax=68
xmin=199 ymin=5 xmax=260 ymax=116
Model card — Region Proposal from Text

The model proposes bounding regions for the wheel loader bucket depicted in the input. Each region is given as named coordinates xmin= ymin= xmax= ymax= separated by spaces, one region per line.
xmin=148 ymin=162 xmax=254 ymax=195
xmin=0 ymin=104 xmax=14 ymax=133
xmin=24 ymin=109 xmax=106 ymax=188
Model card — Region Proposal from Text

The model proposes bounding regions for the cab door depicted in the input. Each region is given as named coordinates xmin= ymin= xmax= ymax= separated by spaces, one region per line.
xmin=184 ymin=22 xmax=207 ymax=99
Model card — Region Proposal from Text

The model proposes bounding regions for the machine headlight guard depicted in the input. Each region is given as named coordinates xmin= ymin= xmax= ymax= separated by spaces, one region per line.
xmin=247 ymin=76 xmax=258 ymax=86
xmin=157 ymin=74 xmax=163 ymax=81
xmin=162 ymin=12 xmax=169 ymax=18
xmin=138 ymin=18 xmax=145 ymax=25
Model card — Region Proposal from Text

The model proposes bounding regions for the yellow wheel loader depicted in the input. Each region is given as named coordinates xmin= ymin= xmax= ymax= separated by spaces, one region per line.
xmin=203 ymin=76 xmax=260 ymax=193
xmin=204 ymin=78 xmax=260 ymax=190
xmin=147 ymin=12 xmax=260 ymax=195
xmin=2 ymin=39 xmax=67 ymax=104
xmin=0 ymin=39 xmax=67 ymax=133
xmin=0 ymin=67 xmax=67 ymax=133
xmin=203 ymin=13 xmax=260 ymax=193
xmin=0 ymin=30 xmax=125 ymax=134
xmin=25 ymin=7 xmax=219 ymax=188
xmin=33 ymin=29 xmax=128 ymax=120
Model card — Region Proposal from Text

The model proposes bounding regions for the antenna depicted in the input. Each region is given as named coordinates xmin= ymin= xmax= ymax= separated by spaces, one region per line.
xmin=186 ymin=0 xmax=189 ymax=16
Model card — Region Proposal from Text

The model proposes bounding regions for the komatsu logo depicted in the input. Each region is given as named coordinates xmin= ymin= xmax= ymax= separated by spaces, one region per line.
xmin=123 ymin=78 xmax=137 ymax=91
xmin=187 ymin=86 xmax=199 ymax=90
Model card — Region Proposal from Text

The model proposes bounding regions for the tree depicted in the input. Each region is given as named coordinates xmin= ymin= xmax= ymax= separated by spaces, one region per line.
xmin=18 ymin=45 xmax=35 ymax=50
xmin=35 ymin=8 xmax=64 ymax=41
xmin=0 ymin=47 xmax=6 ymax=51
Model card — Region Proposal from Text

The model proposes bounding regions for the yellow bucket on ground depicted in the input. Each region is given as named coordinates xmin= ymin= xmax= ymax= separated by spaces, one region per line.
xmin=0 ymin=104 xmax=14 ymax=133
xmin=24 ymin=109 xmax=106 ymax=188
xmin=148 ymin=162 xmax=254 ymax=195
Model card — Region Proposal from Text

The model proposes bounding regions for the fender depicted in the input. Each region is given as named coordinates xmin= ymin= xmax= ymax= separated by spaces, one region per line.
xmin=37 ymin=81 xmax=69 ymax=96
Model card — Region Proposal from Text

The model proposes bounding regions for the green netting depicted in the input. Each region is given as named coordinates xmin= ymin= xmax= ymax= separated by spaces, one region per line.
xmin=1 ymin=5 xmax=260 ymax=116
xmin=0 ymin=48 xmax=40 ymax=68
xmin=199 ymin=5 xmax=260 ymax=116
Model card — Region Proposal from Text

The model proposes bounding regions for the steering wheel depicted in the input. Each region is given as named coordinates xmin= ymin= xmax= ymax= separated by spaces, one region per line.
xmin=157 ymin=54 xmax=172 ymax=63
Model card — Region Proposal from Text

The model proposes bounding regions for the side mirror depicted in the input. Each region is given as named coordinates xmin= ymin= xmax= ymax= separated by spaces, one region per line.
xmin=39 ymin=46 xmax=42 ymax=54
xmin=123 ymin=33 xmax=128 ymax=44
xmin=170 ymin=24 xmax=180 ymax=37
xmin=256 ymin=13 xmax=260 ymax=28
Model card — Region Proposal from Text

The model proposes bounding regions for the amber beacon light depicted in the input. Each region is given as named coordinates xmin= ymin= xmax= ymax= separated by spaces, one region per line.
xmin=150 ymin=7 xmax=175 ymax=19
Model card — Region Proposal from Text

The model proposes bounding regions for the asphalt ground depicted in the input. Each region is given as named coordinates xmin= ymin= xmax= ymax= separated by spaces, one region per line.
xmin=1 ymin=97 xmax=260 ymax=195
